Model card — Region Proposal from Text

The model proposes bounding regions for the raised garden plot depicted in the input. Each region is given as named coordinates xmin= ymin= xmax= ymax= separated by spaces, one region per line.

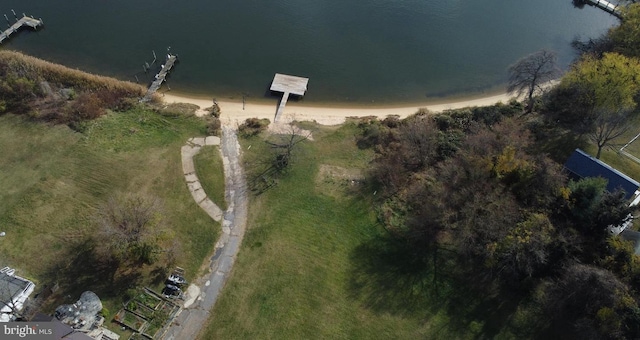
xmin=136 ymin=290 xmax=163 ymax=310
xmin=127 ymin=301 xmax=155 ymax=320
xmin=113 ymin=310 xmax=149 ymax=333
xmin=128 ymin=333 xmax=152 ymax=340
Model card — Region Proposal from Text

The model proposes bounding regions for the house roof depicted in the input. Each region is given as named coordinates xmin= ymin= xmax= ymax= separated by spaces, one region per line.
xmin=0 ymin=270 xmax=33 ymax=313
xmin=0 ymin=273 xmax=29 ymax=305
xmin=564 ymin=149 xmax=640 ymax=200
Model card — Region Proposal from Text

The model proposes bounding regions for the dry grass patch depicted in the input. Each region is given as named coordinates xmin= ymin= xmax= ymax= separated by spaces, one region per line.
xmin=315 ymin=164 xmax=364 ymax=198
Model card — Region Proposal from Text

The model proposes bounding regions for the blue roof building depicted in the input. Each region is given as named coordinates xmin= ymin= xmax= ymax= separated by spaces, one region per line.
xmin=564 ymin=149 xmax=640 ymax=200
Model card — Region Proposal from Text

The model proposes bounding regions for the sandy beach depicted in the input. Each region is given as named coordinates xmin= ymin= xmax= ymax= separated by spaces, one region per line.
xmin=162 ymin=91 xmax=520 ymax=126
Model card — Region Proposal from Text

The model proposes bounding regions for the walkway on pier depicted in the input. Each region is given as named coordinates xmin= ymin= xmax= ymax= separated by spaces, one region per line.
xmin=141 ymin=54 xmax=178 ymax=103
xmin=0 ymin=15 xmax=43 ymax=44
xmin=584 ymin=0 xmax=622 ymax=18
xmin=270 ymin=73 xmax=309 ymax=122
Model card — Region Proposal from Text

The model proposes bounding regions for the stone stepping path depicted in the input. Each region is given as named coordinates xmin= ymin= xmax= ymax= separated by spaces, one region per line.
xmin=181 ymin=136 xmax=223 ymax=222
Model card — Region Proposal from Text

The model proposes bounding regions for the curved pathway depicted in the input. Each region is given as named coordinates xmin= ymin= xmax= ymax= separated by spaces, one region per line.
xmin=162 ymin=127 xmax=248 ymax=340
xmin=181 ymin=136 xmax=224 ymax=222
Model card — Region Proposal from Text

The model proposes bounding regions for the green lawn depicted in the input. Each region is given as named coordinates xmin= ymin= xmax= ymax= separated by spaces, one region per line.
xmin=194 ymin=146 xmax=227 ymax=210
xmin=200 ymin=121 xmax=472 ymax=339
xmin=564 ymin=114 xmax=640 ymax=181
xmin=0 ymin=109 xmax=220 ymax=313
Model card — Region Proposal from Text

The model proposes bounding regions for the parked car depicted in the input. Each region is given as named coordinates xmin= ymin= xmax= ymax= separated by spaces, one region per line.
xmin=163 ymin=284 xmax=181 ymax=297
xmin=167 ymin=274 xmax=187 ymax=286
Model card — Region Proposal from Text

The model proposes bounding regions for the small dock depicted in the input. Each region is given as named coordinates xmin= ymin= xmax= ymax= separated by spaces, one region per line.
xmin=270 ymin=73 xmax=309 ymax=122
xmin=583 ymin=0 xmax=622 ymax=18
xmin=141 ymin=53 xmax=178 ymax=103
xmin=0 ymin=15 xmax=43 ymax=45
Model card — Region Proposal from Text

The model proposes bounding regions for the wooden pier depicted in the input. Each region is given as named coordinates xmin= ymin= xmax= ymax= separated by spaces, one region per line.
xmin=140 ymin=54 xmax=178 ymax=103
xmin=583 ymin=0 xmax=622 ymax=18
xmin=270 ymin=73 xmax=309 ymax=122
xmin=0 ymin=15 xmax=43 ymax=44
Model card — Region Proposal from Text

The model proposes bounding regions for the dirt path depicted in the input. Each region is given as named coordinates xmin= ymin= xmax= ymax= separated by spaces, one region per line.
xmin=161 ymin=127 xmax=247 ymax=340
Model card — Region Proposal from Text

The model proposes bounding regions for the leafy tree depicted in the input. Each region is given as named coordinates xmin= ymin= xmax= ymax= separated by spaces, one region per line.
xmin=507 ymin=50 xmax=561 ymax=113
xmin=538 ymin=264 xmax=639 ymax=340
xmin=488 ymin=213 xmax=555 ymax=283
xmin=599 ymin=237 xmax=640 ymax=287
xmin=565 ymin=177 xmax=633 ymax=242
xmin=566 ymin=177 xmax=607 ymax=228
xmin=559 ymin=53 xmax=640 ymax=158
xmin=610 ymin=3 xmax=640 ymax=58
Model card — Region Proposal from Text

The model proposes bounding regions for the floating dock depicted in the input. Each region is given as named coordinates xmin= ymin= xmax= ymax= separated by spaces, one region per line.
xmin=140 ymin=54 xmax=178 ymax=103
xmin=0 ymin=15 xmax=43 ymax=44
xmin=583 ymin=0 xmax=622 ymax=18
xmin=270 ymin=73 xmax=309 ymax=122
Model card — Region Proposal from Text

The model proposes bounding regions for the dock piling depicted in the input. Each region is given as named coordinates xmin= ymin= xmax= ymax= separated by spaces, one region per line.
xmin=140 ymin=52 xmax=178 ymax=102
xmin=0 ymin=14 xmax=43 ymax=45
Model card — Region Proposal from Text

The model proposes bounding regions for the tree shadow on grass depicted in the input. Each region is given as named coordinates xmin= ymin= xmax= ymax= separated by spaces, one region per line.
xmin=533 ymin=125 xmax=588 ymax=163
xmin=348 ymin=234 xmax=533 ymax=339
xmin=40 ymin=239 xmax=142 ymax=310
xmin=347 ymin=235 xmax=453 ymax=320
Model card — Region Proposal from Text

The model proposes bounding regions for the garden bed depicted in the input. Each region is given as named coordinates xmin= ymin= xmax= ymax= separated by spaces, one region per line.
xmin=113 ymin=310 xmax=149 ymax=333
xmin=137 ymin=290 xmax=163 ymax=310
xmin=126 ymin=301 xmax=155 ymax=320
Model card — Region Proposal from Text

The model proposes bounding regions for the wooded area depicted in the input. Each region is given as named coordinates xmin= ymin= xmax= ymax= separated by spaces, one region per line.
xmin=361 ymin=5 xmax=640 ymax=338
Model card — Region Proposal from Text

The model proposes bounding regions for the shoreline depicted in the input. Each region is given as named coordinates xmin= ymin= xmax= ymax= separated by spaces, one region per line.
xmin=163 ymin=89 xmax=520 ymax=126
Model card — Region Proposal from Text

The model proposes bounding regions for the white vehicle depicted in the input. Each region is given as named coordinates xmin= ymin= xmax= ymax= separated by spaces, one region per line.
xmin=167 ymin=274 xmax=187 ymax=286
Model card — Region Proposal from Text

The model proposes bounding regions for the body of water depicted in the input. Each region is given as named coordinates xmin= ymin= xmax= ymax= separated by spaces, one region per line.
xmin=1 ymin=0 xmax=618 ymax=103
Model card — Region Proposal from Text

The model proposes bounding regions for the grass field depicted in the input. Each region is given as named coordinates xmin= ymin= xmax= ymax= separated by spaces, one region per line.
xmin=593 ymin=115 xmax=640 ymax=181
xmin=199 ymin=121 xmax=479 ymax=339
xmin=536 ymin=113 xmax=640 ymax=183
xmin=0 ymin=109 xmax=220 ymax=314
xmin=194 ymin=146 xmax=227 ymax=210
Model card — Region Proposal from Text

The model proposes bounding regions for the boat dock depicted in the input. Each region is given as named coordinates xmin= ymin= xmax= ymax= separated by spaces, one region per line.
xmin=270 ymin=73 xmax=309 ymax=122
xmin=583 ymin=0 xmax=622 ymax=18
xmin=0 ymin=14 xmax=43 ymax=44
xmin=140 ymin=54 xmax=178 ymax=103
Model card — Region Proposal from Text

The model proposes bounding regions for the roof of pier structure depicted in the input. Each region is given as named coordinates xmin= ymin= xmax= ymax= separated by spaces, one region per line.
xmin=270 ymin=73 xmax=309 ymax=96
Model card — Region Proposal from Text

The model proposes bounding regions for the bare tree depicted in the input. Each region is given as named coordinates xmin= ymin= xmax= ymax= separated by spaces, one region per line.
xmin=94 ymin=193 xmax=168 ymax=264
xmin=589 ymin=107 xmax=636 ymax=159
xmin=248 ymin=124 xmax=309 ymax=193
xmin=507 ymin=50 xmax=561 ymax=113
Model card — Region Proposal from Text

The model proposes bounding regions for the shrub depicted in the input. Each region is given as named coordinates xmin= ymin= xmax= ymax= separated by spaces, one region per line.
xmin=206 ymin=117 xmax=222 ymax=136
xmin=239 ymin=118 xmax=270 ymax=137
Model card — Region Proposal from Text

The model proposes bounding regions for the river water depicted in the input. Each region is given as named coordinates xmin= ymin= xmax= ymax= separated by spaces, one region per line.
xmin=1 ymin=0 xmax=618 ymax=103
